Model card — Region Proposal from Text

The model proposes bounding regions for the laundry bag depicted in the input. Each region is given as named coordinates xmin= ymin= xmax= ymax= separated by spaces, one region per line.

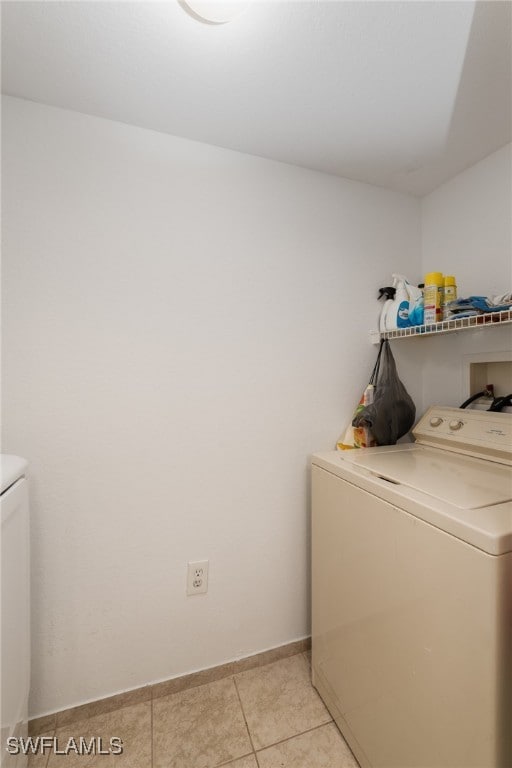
xmin=337 ymin=341 xmax=384 ymax=450
xmin=338 ymin=340 xmax=415 ymax=449
xmin=352 ymin=339 xmax=416 ymax=445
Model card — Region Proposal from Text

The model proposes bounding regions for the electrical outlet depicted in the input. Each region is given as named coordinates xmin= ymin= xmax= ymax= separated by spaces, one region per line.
xmin=186 ymin=560 xmax=209 ymax=596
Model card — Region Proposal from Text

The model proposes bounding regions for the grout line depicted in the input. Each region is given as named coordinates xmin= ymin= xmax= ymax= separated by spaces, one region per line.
xmin=254 ymin=719 xmax=334 ymax=755
xmin=44 ymin=729 xmax=55 ymax=768
xmin=150 ymin=696 xmax=154 ymax=768
xmin=232 ymin=675 xmax=258 ymax=761
xmin=215 ymin=751 xmax=257 ymax=767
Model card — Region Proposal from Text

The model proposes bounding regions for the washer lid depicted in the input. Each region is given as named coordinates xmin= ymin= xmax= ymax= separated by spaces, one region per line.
xmin=346 ymin=445 xmax=512 ymax=509
xmin=1 ymin=455 xmax=28 ymax=494
xmin=312 ymin=447 xmax=512 ymax=554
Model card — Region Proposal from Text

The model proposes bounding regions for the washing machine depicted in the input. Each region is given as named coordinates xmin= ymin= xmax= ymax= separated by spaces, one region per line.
xmin=311 ymin=406 xmax=512 ymax=768
xmin=1 ymin=455 xmax=30 ymax=768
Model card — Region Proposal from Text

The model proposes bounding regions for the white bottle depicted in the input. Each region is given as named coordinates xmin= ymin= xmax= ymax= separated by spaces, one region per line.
xmin=378 ymin=285 xmax=396 ymax=333
xmin=407 ymin=282 xmax=424 ymax=326
xmin=386 ymin=274 xmax=411 ymax=330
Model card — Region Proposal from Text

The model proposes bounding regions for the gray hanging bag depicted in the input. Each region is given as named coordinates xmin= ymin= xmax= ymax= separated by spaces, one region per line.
xmin=352 ymin=340 xmax=416 ymax=445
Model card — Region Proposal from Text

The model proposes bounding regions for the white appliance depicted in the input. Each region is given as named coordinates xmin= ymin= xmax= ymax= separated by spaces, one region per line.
xmin=312 ymin=407 xmax=512 ymax=768
xmin=1 ymin=456 xmax=30 ymax=768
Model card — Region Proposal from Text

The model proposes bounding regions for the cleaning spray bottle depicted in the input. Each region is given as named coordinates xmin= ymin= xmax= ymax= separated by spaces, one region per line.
xmin=378 ymin=285 xmax=396 ymax=333
xmin=386 ymin=274 xmax=411 ymax=330
xmin=408 ymin=282 xmax=424 ymax=326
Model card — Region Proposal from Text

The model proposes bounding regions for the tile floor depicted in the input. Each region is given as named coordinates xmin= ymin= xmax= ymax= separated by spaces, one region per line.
xmin=29 ymin=652 xmax=360 ymax=768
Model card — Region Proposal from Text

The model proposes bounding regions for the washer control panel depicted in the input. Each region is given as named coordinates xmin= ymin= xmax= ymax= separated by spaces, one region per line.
xmin=415 ymin=406 xmax=512 ymax=465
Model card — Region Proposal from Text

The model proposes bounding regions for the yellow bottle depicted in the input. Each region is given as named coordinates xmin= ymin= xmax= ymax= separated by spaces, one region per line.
xmin=423 ymin=272 xmax=443 ymax=324
xmin=443 ymin=275 xmax=457 ymax=319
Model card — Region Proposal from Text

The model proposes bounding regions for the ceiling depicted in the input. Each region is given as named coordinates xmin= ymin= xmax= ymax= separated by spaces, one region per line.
xmin=2 ymin=0 xmax=511 ymax=196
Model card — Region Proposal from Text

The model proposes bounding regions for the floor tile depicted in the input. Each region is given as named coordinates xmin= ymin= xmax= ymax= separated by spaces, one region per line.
xmin=153 ymin=676 xmax=252 ymax=768
xmin=47 ymin=701 xmax=151 ymax=768
xmin=27 ymin=732 xmax=53 ymax=768
xmin=256 ymin=723 xmax=360 ymax=768
xmin=234 ymin=654 xmax=331 ymax=750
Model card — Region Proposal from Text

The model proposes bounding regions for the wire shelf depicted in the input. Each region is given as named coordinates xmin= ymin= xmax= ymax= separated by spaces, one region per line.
xmin=369 ymin=309 xmax=512 ymax=344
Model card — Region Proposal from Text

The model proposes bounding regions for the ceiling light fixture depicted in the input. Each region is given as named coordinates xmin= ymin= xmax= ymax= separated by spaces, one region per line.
xmin=179 ymin=0 xmax=250 ymax=24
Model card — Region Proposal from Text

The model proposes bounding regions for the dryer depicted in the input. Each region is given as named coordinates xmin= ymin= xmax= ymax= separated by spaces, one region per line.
xmin=311 ymin=407 xmax=512 ymax=768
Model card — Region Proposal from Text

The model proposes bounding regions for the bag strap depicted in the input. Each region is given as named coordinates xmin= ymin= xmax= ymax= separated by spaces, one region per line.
xmin=369 ymin=339 xmax=386 ymax=385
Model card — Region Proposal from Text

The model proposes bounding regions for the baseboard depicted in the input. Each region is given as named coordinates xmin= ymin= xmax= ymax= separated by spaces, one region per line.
xmin=29 ymin=636 xmax=311 ymax=735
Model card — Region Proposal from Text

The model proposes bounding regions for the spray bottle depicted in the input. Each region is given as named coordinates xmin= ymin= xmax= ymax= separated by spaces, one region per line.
xmin=408 ymin=283 xmax=424 ymax=326
xmin=386 ymin=274 xmax=411 ymax=330
xmin=378 ymin=285 xmax=396 ymax=333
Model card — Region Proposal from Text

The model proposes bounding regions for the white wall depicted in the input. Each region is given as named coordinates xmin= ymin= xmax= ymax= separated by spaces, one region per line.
xmin=2 ymin=96 xmax=421 ymax=716
xmin=420 ymin=144 xmax=512 ymax=411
